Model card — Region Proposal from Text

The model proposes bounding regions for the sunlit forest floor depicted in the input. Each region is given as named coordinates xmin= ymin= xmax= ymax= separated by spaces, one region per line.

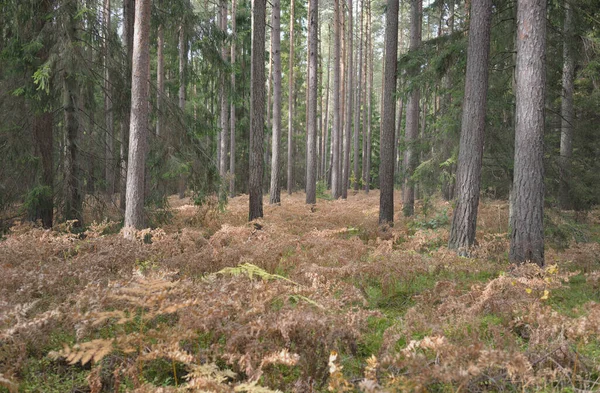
xmin=2 ymin=191 xmax=600 ymax=392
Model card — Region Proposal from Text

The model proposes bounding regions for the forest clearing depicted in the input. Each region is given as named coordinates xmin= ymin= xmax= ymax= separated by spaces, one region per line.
xmin=2 ymin=192 xmax=600 ymax=392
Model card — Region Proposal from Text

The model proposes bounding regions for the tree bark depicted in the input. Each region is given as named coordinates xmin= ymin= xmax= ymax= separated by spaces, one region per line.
xmin=341 ymin=0 xmax=353 ymax=199
xmin=178 ymin=23 xmax=187 ymax=199
xmin=156 ymin=16 xmax=164 ymax=137
xmin=287 ymin=0 xmax=295 ymax=195
xmin=269 ymin=0 xmax=282 ymax=204
xmin=331 ymin=0 xmax=342 ymax=199
xmin=402 ymin=0 xmax=421 ymax=217
xmin=364 ymin=0 xmax=373 ymax=193
xmin=509 ymin=0 xmax=546 ymax=266
xmin=104 ymin=0 xmax=114 ymax=196
xmin=448 ymin=0 xmax=492 ymax=252
xmin=353 ymin=0 xmax=363 ymax=191
xmin=559 ymin=0 xmax=574 ymax=210
xmin=120 ymin=0 xmax=134 ymax=212
xmin=305 ymin=0 xmax=319 ymax=204
xmin=230 ymin=0 xmax=237 ymax=197
xmin=124 ymin=0 xmax=151 ymax=233
xmin=378 ymin=0 xmax=399 ymax=224
xmin=249 ymin=0 xmax=266 ymax=220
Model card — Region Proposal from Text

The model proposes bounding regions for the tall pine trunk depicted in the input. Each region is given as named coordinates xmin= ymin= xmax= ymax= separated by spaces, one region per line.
xmin=509 ymin=0 xmax=547 ymax=266
xmin=230 ymin=0 xmax=237 ymax=197
xmin=249 ymin=0 xmax=266 ymax=220
xmin=104 ymin=0 xmax=114 ymax=196
xmin=448 ymin=0 xmax=492 ymax=252
xmin=402 ymin=0 xmax=421 ymax=217
xmin=378 ymin=0 xmax=399 ymax=224
xmin=331 ymin=0 xmax=342 ymax=199
xmin=305 ymin=0 xmax=319 ymax=203
xmin=559 ymin=0 xmax=574 ymax=210
xmin=178 ymin=23 xmax=187 ymax=198
xmin=286 ymin=0 xmax=295 ymax=195
xmin=120 ymin=0 xmax=134 ymax=211
xmin=124 ymin=0 xmax=151 ymax=233
xmin=269 ymin=0 xmax=282 ymax=204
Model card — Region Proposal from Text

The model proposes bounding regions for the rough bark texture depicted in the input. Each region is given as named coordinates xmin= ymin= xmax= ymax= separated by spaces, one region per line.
xmin=120 ymin=0 xmax=134 ymax=211
xmin=321 ymin=32 xmax=331 ymax=183
xmin=362 ymin=0 xmax=370 ymax=193
xmin=269 ymin=0 xmax=282 ymax=204
xmin=331 ymin=0 xmax=342 ymax=199
xmin=509 ymin=0 xmax=546 ymax=266
xmin=249 ymin=0 xmax=266 ymax=221
xmin=104 ymin=0 xmax=114 ymax=195
xmin=448 ymin=0 xmax=492 ymax=252
xmin=378 ymin=0 xmax=399 ymax=225
xmin=32 ymin=112 xmax=54 ymax=228
xmin=287 ymin=0 xmax=295 ymax=195
xmin=364 ymin=1 xmax=372 ymax=193
xmin=305 ymin=0 xmax=318 ymax=204
xmin=402 ymin=0 xmax=421 ymax=217
xmin=559 ymin=0 xmax=574 ymax=210
xmin=230 ymin=0 xmax=237 ymax=197
xmin=124 ymin=0 xmax=151 ymax=232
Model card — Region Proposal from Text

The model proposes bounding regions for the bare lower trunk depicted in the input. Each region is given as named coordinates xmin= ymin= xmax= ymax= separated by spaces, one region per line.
xmin=378 ymin=0 xmax=399 ymax=224
xmin=305 ymin=0 xmax=318 ymax=204
xmin=448 ymin=0 xmax=493 ymax=252
xmin=341 ymin=0 xmax=353 ymax=199
xmin=509 ymin=0 xmax=546 ymax=266
xmin=286 ymin=0 xmax=295 ymax=195
xmin=124 ymin=0 xmax=151 ymax=232
xmin=559 ymin=0 xmax=574 ymax=210
xmin=331 ymin=0 xmax=342 ymax=199
xmin=230 ymin=0 xmax=237 ymax=197
xmin=120 ymin=0 xmax=134 ymax=211
xmin=269 ymin=0 xmax=282 ymax=204
xmin=249 ymin=0 xmax=266 ymax=220
xmin=178 ymin=24 xmax=187 ymax=199
xmin=402 ymin=0 xmax=421 ymax=217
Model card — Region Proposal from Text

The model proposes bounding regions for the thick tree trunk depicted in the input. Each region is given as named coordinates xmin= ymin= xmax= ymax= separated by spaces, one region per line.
xmin=509 ymin=0 xmax=546 ymax=266
xmin=331 ymin=0 xmax=342 ymax=199
xmin=269 ymin=0 xmax=282 ymax=204
xmin=305 ymin=0 xmax=318 ymax=204
xmin=402 ymin=0 xmax=421 ymax=217
xmin=286 ymin=0 xmax=295 ymax=195
xmin=364 ymin=1 xmax=373 ymax=193
xmin=63 ymin=74 xmax=83 ymax=226
xmin=120 ymin=0 xmax=134 ymax=212
xmin=124 ymin=0 xmax=151 ymax=233
xmin=559 ymin=0 xmax=574 ymax=210
xmin=448 ymin=0 xmax=492 ymax=252
xmin=230 ymin=0 xmax=237 ymax=197
xmin=321 ymin=31 xmax=332 ymax=182
xmin=378 ymin=0 xmax=399 ymax=224
xmin=249 ymin=0 xmax=266 ymax=220
xmin=362 ymin=0 xmax=370 ymax=192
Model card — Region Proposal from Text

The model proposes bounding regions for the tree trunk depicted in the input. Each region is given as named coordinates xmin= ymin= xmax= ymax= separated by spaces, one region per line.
xmin=178 ymin=23 xmax=187 ymax=199
xmin=448 ymin=0 xmax=492 ymax=252
xmin=230 ymin=0 xmax=237 ymax=197
xmin=341 ymin=0 xmax=353 ymax=199
xmin=305 ymin=0 xmax=319 ymax=204
xmin=120 ymin=0 xmax=134 ymax=212
xmin=353 ymin=0 xmax=363 ymax=191
xmin=124 ymin=0 xmax=151 ymax=233
xmin=219 ymin=0 xmax=229 ymax=183
xmin=364 ymin=0 xmax=372 ymax=193
xmin=156 ymin=17 xmax=164 ymax=137
xmin=269 ymin=0 xmax=282 ymax=204
xmin=331 ymin=0 xmax=342 ymax=199
xmin=33 ymin=112 xmax=54 ymax=228
xmin=378 ymin=0 xmax=399 ymax=225
xmin=286 ymin=0 xmax=295 ymax=195
xmin=402 ymin=0 xmax=421 ymax=217
xmin=559 ymin=0 xmax=574 ymax=210
xmin=249 ymin=0 xmax=266 ymax=220
xmin=104 ymin=0 xmax=114 ymax=196
xmin=509 ymin=0 xmax=546 ymax=266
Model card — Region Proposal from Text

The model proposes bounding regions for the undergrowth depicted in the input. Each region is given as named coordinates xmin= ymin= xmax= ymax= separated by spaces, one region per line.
xmin=2 ymin=191 xmax=600 ymax=392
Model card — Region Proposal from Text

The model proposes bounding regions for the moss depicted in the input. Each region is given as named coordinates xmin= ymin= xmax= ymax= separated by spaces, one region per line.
xmin=18 ymin=357 xmax=89 ymax=393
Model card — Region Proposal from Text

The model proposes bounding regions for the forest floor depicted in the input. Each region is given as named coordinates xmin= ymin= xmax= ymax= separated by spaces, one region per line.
xmin=2 ymin=191 xmax=600 ymax=392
